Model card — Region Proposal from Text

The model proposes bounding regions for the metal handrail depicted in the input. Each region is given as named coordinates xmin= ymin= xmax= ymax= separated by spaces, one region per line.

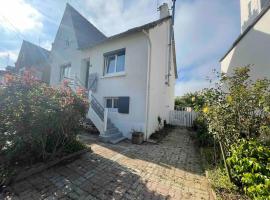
xmin=90 ymin=94 xmax=104 ymax=121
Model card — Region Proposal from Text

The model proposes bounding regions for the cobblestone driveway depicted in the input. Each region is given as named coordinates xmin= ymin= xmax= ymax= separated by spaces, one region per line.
xmin=2 ymin=128 xmax=213 ymax=200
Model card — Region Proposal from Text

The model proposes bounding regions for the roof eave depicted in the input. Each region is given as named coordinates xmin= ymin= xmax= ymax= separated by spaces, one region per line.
xmin=220 ymin=4 xmax=270 ymax=62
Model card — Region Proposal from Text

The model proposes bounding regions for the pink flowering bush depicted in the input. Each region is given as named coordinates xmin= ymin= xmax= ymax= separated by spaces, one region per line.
xmin=0 ymin=71 xmax=89 ymax=171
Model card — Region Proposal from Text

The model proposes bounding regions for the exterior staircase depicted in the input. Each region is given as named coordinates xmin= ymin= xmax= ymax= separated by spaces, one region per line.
xmin=67 ymin=76 xmax=125 ymax=144
xmin=101 ymin=118 xmax=126 ymax=144
xmin=88 ymin=93 xmax=125 ymax=144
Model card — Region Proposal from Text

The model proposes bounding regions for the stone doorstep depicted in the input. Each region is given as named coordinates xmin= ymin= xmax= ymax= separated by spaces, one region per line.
xmin=6 ymin=148 xmax=92 ymax=186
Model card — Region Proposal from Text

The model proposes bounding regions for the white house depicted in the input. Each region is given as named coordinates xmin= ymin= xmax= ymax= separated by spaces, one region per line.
xmin=50 ymin=4 xmax=177 ymax=143
xmin=220 ymin=0 xmax=270 ymax=80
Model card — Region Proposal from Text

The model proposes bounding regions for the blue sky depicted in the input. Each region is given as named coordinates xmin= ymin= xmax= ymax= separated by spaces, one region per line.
xmin=0 ymin=0 xmax=240 ymax=96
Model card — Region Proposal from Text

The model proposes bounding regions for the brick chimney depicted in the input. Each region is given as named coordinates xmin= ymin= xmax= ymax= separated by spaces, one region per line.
xmin=159 ymin=3 xmax=170 ymax=19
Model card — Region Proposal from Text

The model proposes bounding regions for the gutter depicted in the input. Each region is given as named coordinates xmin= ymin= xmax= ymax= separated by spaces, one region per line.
xmin=142 ymin=29 xmax=152 ymax=141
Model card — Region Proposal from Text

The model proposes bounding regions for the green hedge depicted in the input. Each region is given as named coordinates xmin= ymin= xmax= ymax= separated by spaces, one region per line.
xmin=0 ymin=72 xmax=89 ymax=185
xmin=227 ymin=140 xmax=270 ymax=199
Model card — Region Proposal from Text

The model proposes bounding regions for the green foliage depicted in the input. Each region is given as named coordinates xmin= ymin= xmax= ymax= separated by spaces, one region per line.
xmin=195 ymin=67 xmax=270 ymax=199
xmin=175 ymin=92 xmax=205 ymax=111
xmin=208 ymin=166 xmax=237 ymax=193
xmin=203 ymin=66 xmax=270 ymax=153
xmin=0 ymin=72 xmax=89 ymax=167
xmin=63 ymin=139 xmax=87 ymax=154
xmin=227 ymin=140 xmax=270 ymax=199
xmin=193 ymin=115 xmax=214 ymax=147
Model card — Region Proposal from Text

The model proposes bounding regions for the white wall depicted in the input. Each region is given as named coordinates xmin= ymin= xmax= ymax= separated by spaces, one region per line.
xmin=50 ymin=11 xmax=175 ymax=140
xmin=146 ymin=19 xmax=176 ymax=138
xmin=221 ymin=8 xmax=270 ymax=80
xmin=50 ymin=8 xmax=82 ymax=86
xmin=81 ymin=33 xmax=149 ymax=139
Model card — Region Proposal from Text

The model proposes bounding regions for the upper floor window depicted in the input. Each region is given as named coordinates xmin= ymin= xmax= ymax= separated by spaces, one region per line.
xmin=104 ymin=49 xmax=125 ymax=75
xmin=60 ymin=63 xmax=71 ymax=81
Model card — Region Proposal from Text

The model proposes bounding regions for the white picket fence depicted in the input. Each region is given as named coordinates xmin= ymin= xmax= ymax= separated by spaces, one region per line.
xmin=169 ymin=110 xmax=198 ymax=127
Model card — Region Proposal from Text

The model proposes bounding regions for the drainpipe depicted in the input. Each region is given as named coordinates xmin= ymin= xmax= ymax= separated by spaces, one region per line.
xmin=167 ymin=20 xmax=172 ymax=86
xmin=142 ymin=29 xmax=152 ymax=141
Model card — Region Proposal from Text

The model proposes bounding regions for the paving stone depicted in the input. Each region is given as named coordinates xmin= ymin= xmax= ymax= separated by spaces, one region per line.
xmin=1 ymin=128 xmax=212 ymax=199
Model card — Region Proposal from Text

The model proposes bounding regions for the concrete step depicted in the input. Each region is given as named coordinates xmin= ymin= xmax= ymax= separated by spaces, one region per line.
xmin=105 ymin=127 xmax=119 ymax=134
xmin=99 ymin=132 xmax=124 ymax=144
xmin=107 ymin=123 xmax=115 ymax=129
xmin=109 ymin=136 xmax=126 ymax=144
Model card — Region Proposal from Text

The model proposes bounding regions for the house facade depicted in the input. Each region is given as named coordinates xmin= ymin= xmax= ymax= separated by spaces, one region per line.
xmin=220 ymin=0 xmax=270 ymax=80
xmin=15 ymin=40 xmax=51 ymax=83
xmin=0 ymin=70 xmax=7 ymax=84
xmin=50 ymin=4 xmax=177 ymax=143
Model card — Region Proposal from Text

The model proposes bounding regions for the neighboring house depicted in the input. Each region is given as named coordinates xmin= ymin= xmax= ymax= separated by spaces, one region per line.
xmin=0 ymin=70 xmax=7 ymax=84
xmin=50 ymin=3 xmax=177 ymax=143
xmin=220 ymin=0 xmax=270 ymax=80
xmin=15 ymin=40 xmax=51 ymax=83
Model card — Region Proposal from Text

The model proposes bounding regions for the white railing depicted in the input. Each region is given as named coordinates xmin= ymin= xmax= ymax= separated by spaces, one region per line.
xmin=169 ymin=110 xmax=198 ymax=127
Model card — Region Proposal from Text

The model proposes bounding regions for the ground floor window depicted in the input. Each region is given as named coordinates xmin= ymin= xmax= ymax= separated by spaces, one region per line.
xmin=60 ymin=63 xmax=71 ymax=81
xmin=105 ymin=97 xmax=119 ymax=112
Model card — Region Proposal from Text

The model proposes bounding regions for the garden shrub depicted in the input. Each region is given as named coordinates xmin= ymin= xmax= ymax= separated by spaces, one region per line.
xmin=195 ymin=66 xmax=270 ymax=199
xmin=203 ymin=67 xmax=270 ymax=154
xmin=227 ymin=139 xmax=270 ymax=199
xmin=193 ymin=115 xmax=214 ymax=147
xmin=0 ymin=72 xmax=89 ymax=168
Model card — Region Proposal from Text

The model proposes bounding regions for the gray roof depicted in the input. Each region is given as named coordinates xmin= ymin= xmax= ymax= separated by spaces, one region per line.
xmin=16 ymin=40 xmax=50 ymax=69
xmin=66 ymin=4 xmax=107 ymax=49
xmin=220 ymin=3 xmax=270 ymax=62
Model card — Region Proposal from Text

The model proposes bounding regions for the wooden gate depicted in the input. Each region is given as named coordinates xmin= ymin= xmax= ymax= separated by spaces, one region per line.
xmin=169 ymin=110 xmax=198 ymax=127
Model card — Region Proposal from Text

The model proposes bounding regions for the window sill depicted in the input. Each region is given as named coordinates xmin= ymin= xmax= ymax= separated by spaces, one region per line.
xmin=101 ymin=72 xmax=126 ymax=79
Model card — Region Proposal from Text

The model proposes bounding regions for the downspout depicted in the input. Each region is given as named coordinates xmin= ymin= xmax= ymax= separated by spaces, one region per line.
xmin=142 ymin=29 xmax=152 ymax=141
xmin=167 ymin=20 xmax=172 ymax=86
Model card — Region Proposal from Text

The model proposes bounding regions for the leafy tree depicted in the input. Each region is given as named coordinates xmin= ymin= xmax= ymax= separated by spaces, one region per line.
xmin=175 ymin=92 xmax=205 ymax=111
xmin=203 ymin=67 xmax=270 ymax=152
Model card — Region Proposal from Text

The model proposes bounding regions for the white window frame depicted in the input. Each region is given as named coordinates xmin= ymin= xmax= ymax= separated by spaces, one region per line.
xmin=60 ymin=63 xmax=71 ymax=81
xmin=104 ymin=49 xmax=125 ymax=76
xmin=105 ymin=97 xmax=119 ymax=112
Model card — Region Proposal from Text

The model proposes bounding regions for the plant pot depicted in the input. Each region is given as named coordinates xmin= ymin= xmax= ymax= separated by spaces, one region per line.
xmin=132 ymin=132 xmax=144 ymax=144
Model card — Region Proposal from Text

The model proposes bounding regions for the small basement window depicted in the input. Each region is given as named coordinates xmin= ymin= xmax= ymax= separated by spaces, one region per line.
xmin=104 ymin=49 xmax=125 ymax=75
xmin=105 ymin=96 xmax=130 ymax=114
xmin=105 ymin=97 xmax=119 ymax=112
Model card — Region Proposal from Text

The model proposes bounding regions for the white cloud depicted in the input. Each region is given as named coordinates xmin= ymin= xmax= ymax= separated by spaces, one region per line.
xmin=175 ymin=79 xmax=211 ymax=97
xmin=0 ymin=0 xmax=43 ymax=32
xmin=83 ymin=0 xmax=159 ymax=35
xmin=40 ymin=40 xmax=52 ymax=51
xmin=0 ymin=50 xmax=18 ymax=63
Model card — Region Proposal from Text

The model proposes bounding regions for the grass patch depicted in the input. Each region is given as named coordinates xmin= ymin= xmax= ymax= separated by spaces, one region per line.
xmin=207 ymin=167 xmax=250 ymax=200
xmin=200 ymin=147 xmax=250 ymax=200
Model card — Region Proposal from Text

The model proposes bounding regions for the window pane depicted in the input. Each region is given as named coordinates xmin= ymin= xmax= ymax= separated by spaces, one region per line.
xmin=116 ymin=52 xmax=125 ymax=72
xmin=113 ymin=98 xmax=119 ymax=108
xmin=63 ymin=65 xmax=71 ymax=78
xmin=106 ymin=99 xmax=112 ymax=108
xmin=106 ymin=56 xmax=115 ymax=74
